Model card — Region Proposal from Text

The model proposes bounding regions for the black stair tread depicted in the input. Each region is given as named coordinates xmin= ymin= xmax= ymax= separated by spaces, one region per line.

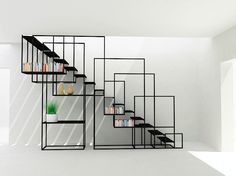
xmin=113 ymin=103 xmax=124 ymax=106
xmin=135 ymin=123 xmax=154 ymax=128
xmin=53 ymin=58 xmax=69 ymax=64
xmin=95 ymin=89 xmax=104 ymax=91
xmin=130 ymin=117 xmax=144 ymax=121
xmin=148 ymin=129 xmax=164 ymax=136
xmin=84 ymin=82 xmax=96 ymax=85
xmin=64 ymin=66 xmax=78 ymax=71
xmin=23 ymin=36 xmax=60 ymax=58
xmin=125 ymin=110 xmax=135 ymax=113
xmin=158 ymin=136 xmax=174 ymax=143
xmin=74 ymin=74 xmax=87 ymax=78
xmin=43 ymin=120 xmax=85 ymax=124
xmin=23 ymin=36 xmax=50 ymax=51
xmin=43 ymin=50 xmax=60 ymax=58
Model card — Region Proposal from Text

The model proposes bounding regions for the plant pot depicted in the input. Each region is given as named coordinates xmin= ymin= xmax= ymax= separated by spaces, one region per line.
xmin=46 ymin=114 xmax=58 ymax=122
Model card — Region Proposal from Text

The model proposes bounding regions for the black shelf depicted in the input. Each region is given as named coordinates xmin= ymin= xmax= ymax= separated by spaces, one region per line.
xmin=43 ymin=120 xmax=85 ymax=124
xmin=104 ymin=113 xmax=125 ymax=116
xmin=95 ymin=89 xmax=104 ymax=92
xmin=113 ymin=103 xmax=124 ymax=106
xmin=130 ymin=117 xmax=144 ymax=121
xmin=148 ymin=130 xmax=163 ymax=136
xmin=23 ymin=36 xmax=49 ymax=51
xmin=23 ymin=36 xmax=60 ymax=58
xmin=43 ymin=145 xmax=85 ymax=151
xmin=53 ymin=94 xmax=101 ymax=97
xmin=158 ymin=136 xmax=174 ymax=143
xmin=114 ymin=126 xmax=134 ymax=128
xmin=64 ymin=66 xmax=78 ymax=71
xmin=125 ymin=110 xmax=135 ymax=113
xmin=135 ymin=123 xmax=154 ymax=128
xmin=74 ymin=74 xmax=87 ymax=78
xmin=53 ymin=58 xmax=69 ymax=64
xmin=84 ymin=82 xmax=96 ymax=85
xmin=22 ymin=71 xmax=65 ymax=75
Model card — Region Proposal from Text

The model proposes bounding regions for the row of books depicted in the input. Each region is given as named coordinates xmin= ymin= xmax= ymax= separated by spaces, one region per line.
xmin=23 ymin=62 xmax=64 ymax=72
xmin=115 ymin=119 xmax=134 ymax=127
xmin=105 ymin=106 xmax=124 ymax=114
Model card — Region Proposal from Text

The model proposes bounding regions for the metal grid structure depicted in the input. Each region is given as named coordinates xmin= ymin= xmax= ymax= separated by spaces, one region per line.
xmin=21 ymin=34 xmax=183 ymax=150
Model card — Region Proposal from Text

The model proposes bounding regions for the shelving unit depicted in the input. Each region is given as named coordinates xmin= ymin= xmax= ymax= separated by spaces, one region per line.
xmin=21 ymin=34 xmax=183 ymax=150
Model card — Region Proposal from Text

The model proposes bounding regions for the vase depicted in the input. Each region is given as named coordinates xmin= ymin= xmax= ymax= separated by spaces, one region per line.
xmin=46 ymin=114 xmax=58 ymax=122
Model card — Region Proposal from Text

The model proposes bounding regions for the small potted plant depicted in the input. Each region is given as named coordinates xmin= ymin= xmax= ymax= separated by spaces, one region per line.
xmin=46 ymin=101 xmax=58 ymax=122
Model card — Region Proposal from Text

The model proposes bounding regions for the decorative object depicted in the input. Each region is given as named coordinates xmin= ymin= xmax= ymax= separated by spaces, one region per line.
xmin=43 ymin=63 xmax=49 ymax=72
xmin=46 ymin=101 xmax=58 ymax=122
xmin=58 ymin=82 xmax=65 ymax=95
xmin=119 ymin=106 xmax=124 ymax=114
xmin=23 ymin=62 xmax=31 ymax=72
xmin=66 ymin=84 xmax=75 ymax=95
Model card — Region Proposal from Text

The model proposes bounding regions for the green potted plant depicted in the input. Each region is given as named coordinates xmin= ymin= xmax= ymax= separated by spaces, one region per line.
xmin=46 ymin=101 xmax=58 ymax=122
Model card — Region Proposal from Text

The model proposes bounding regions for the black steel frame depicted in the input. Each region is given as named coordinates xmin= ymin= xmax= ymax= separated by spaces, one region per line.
xmin=21 ymin=34 xmax=183 ymax=150
xmin=21 ymin=35 xmax=105 ymax=150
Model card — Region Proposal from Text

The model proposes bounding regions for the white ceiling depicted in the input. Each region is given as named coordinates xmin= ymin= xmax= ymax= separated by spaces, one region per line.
xmin=1 ymin=0 xmax=236 ymax=42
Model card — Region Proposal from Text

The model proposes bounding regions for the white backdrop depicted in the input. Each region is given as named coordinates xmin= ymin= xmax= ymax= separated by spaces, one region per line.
xmin=0 ymin=36 xmax=220 ymax=149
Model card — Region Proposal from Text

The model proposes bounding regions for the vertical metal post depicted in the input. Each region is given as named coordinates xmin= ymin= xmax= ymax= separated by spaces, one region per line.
xmin=83 ymin=43 xmax=85 ymax=75
xmin=143 ymin=60 xmax=146 ymax=148
xmin=41 ymin=47 xmax=44 ymax=150
xmin=93 ymin=87 xmax=96 ymax=149
xmin=93 ymin=58 xmax=96 ymax=149
xmin=83 ymin=77 xmax=86 ymax=149
xmin=21 ymin=36 xmax=23 ymax=72
xmin=124 ymin=81 xmax=125 ymax=108
xmin=31 ymin=41 xmax=34 ymax=84
xmin=173 ymin=96 xmax=176 ymax=148
xmin=73 ymin=36 xmax=75 ymax=82
xmin=103 ymin=37 xmax=106 ymax=115
xmin=45 ymin=74 xmax=48 ymax=147
xmin=36 ymin=49 xmax=39 ymax=82
xmin=32 ymin=39 xmax=34 ymax=70
xmin=52 ymin=36 xmax=54 ymax=94
xmin=26 ymin=41 xmax=29 ymax=63
xmin=134 ymin=96 xmax=136 ymax=148
xmin=153 ymin=74 xmax=156 ymax=148
xmin=113 ymin=74 xmax=116 ymax=127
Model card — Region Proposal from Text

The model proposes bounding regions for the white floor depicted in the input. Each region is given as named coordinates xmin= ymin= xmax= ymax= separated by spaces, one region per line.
xmin=0 ymin=142 xmax=233 ymax=176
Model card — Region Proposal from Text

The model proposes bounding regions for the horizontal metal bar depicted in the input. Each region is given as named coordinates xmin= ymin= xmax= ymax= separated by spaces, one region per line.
xmin=114 ymin=72 xmax=154 ymax=75
xmin=52 ymin=94 xmax=104 ymax=97
xmin=105 ymin=80 xmax=125 ymax=82
xmin=33 ymin=35 xmax=105 ymax=38
xmin=135 ymin=95 xmax=175 ymax=98
xmin=95 ymin=58 xmax=145 ymax=60
xmin=46 ymin=144 xmax=85 ymax=147
xmin=154 ymin=126 xmax=175 ymax=128
xmin=43 ymin=42 xmax=85 ymax=45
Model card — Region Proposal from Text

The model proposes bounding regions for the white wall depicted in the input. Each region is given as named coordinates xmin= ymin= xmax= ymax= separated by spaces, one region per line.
xmin=0 ymin=37 xmax=219 ymax=148
xmin=212 ymin=25 xmax=236 ymax=151
xmin=214 ymin=26 xmax=236 ymax=62
xmin=221 ymin=59 xmax=236 ymax=151
xmin=0 ymin=69 xmax=10 ymax=145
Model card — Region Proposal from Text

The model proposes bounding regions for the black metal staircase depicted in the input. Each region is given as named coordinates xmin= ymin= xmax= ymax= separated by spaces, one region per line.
xmin=21 ymin=35 xmax=183 ymax=150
